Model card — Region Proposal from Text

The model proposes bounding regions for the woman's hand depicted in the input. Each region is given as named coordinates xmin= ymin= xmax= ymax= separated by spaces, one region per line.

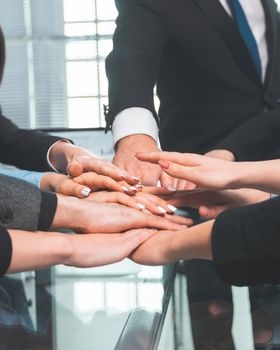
xmin=130 ymin=220 xmax=214 ymax=265
xmin=40 ymin=173 xmax=139 ymax=198
xmin=86 ymin=190 xmax=180 ymax=216
xmin=52 ymin=196 xmax=192 ymax=234
xmin=65 ymin=229 xmax=158 ymax=268
xmin=48 ymin=141 xmax=140 ymax=185
xmin=136 ymin=151 xmax=240 ymax=190
xmin=7 ymin=228 xmax=157 ymax=273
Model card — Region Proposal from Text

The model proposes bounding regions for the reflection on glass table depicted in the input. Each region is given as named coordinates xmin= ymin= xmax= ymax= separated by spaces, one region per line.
xmin=1 ymin=257 xmax=280 ymax=349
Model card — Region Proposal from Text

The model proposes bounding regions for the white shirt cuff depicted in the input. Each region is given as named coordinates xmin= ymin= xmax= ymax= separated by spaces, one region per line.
xmin=112 ymin=108 xmax=159 ymax=146
xmin=47 ymin=139 xmax=72 ymax=173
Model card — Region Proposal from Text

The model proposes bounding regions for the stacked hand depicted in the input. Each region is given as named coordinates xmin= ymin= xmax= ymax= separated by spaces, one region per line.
xmin=51 ymin=195 xmax=192 ymax=234
xmin=139 ymin=152 xmax=270 ymax=218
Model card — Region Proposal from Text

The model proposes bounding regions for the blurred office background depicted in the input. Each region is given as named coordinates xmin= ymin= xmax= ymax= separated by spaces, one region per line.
xmin=0 ymin=2 xmax=280 ymax=349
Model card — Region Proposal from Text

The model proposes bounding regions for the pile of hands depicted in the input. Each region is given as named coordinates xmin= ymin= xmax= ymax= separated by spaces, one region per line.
xmin=44 ymin=141 xmax=269 ymax=268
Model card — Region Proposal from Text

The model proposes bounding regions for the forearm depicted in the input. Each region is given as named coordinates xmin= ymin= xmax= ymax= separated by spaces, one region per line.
xmin=231 ymin=159 xmax=280 ymax=194
xmin=130 ymin=221 xmax=214 ymax=265
xmin=0 ymin=115 xmax=62 ymax=171
xmin=7 ymin=229 xmax=72 ymax=274
xmin=50 ymin=195 xmax=84 ymax=231
xmin=170 ymin=221 xmax=214 ymax=261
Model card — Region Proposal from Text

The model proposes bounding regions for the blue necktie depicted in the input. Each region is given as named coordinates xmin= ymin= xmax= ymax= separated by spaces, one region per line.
xmin=227 ymin=0 xmax=262 ymax=78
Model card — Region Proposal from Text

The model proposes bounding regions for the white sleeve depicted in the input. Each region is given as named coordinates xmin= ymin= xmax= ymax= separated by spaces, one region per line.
xmin=112 ymin=108 xmax=159 ymax=146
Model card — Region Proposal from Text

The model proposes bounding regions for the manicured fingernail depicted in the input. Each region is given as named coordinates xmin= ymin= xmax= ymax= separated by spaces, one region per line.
xmin=119 ymin=172 xmax=126 ymax=178
xmin=159 ymin=161 xmax=170 ymax=169
xmin=80 ymin=187 xmax=91 ymax=197
xmin=167 ymin=204 xmax=177 ymax=213
xmin=137 ymin=203 xmax=146 ymax=210
xmin=133 ymin=176 xmax=140 ymax=181
xmin=136 ymin=184 xmax=144 ymax=189
xmin=167 ymin=186 xmax=176 ymax=192
xmin=157 ymin=206 xmax=167 ymax=214
xmin=130 ymin=186 xmax=138 ymax=192
xmin=121 ymin=186 xmax=129 ymax=192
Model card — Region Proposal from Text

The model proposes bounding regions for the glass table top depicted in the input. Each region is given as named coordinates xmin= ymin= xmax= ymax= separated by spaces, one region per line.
xmin=0 ymin=254 xmax=280 ymax=349
xmin=0 ymin=260 xmax=176 ymax=350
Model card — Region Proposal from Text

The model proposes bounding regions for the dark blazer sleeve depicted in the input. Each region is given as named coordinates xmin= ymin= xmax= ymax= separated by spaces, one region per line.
xmin=105 ymin=0 xmax=168 ymax=130
xmin=0 ymin=174 xmax=57 ymax=231
xmin=0 ymin=226 xmax=12 ymax=277
xmin=0 ymin=112 xmax=64 ymax=171
xmin=211 ymin=109 xmax=280 ymax=161
xmin=212 ymin=197 xmax=280 ymax=286
xmin=0 ymin=27 xmax=64 ymax=171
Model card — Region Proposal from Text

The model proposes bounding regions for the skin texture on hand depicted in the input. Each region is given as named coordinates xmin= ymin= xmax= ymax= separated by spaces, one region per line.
xmin=130 ymin=220 xmax=214 ymax=266
xmin=51 ymin=195 xmax=192 ymax=233
xmin=48 ymin=141 xmax=140 ymax=185
xmin=40 ymin=172 xmax=138 ymax=199
xmin=86 ymin=190 xmax=180 ymax=216
xmin=137 ymin=151 xmax=279 ymax=194
xmin=204 ymin=149 xmax=235 ymax=161
xmin=113 ymin=134 xmax=163 ymax=186
xmin=136 ymin=151 xmax=239 ymax=190
xmin=7 ymin=228 xmax=157 ymax=273
xmin=144 ymin=186 xmax=269 ymax=219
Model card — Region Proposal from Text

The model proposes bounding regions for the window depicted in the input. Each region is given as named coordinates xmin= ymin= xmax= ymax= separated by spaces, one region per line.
xmin=0 ymin=0 xmax=117 ymax=129
xmin=0 ymin=1 xmax=279 ymax=129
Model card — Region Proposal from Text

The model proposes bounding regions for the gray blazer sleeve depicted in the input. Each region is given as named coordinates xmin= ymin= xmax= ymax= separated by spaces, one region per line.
xmin=0 ymin=174 xmax=57 ymax=231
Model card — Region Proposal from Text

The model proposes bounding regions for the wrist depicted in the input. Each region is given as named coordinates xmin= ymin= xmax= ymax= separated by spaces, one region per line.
xmin=51 ymin=196 xmax=86 ymax=232
xmin=171 ymin=221 xmax=214 ymax=261
xmin=49 ymin=141 xmax=75 ymax=173
xmin=116 ymin=134 xmax=159 ymax=153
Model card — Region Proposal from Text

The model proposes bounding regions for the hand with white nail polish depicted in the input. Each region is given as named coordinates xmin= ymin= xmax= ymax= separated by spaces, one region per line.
xmin=39 ymin=172 xmax=140 ymax=198
xmin=40 ymin=173 xmax=92 ymax=199
xmin=85 ymin=191 xmax=179 ymax=217
xmin=51 ymin=195 xmax=192 ymax=233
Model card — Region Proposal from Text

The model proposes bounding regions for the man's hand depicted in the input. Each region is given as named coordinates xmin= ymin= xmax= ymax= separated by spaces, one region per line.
xmin=51 ymin=196 xmax=192 ymax=233
xmin=113 ymin=134 xmax=175 ymax=187
xmin=48 ymin=141 xmax=140 ymax=185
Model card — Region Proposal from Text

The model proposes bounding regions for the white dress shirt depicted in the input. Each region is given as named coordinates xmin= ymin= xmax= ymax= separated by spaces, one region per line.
xmin=112 ymin=0 xmax=269 ymax=145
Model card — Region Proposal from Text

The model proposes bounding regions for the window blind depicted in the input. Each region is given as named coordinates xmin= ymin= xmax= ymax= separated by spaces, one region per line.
xmin=0 ymin=0 xmax=117 ymax=129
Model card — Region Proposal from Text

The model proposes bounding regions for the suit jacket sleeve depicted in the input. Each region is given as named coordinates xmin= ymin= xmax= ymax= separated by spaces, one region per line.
xmin=0 ymin=226 xmax=12 ymax=277
xmin=0 ymin=112 xmax=64 ymax=171
xmin=0 ymin=174 xmax=57 ymax=231
xmin=105 ymin=0 xmax=168 ymax=130
xmin=212 ymin=197 xmax=280 ymax=286
xmin=211 ymin=109 xmax=280 ymax=161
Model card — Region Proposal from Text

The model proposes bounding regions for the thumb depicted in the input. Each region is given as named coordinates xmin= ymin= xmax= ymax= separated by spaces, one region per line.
xmin=199 ymin=205 xmax=228 ymax=219
xmin=67 ymin=160 xmax=84 ymax=177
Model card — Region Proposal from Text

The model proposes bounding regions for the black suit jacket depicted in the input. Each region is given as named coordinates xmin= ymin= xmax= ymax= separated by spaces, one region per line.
xmin=212 ymin=197 xmax=280 ymax=286
xmin=0 ymin=27 xmax=62 ymax=171
xmin=106 ymin=0 xmax=280 ymax=155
